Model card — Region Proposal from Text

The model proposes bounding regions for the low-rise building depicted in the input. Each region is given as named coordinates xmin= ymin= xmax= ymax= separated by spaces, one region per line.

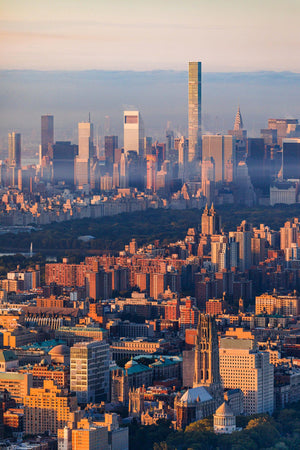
xmin=110 ymin=338 xmax=169 ymax=360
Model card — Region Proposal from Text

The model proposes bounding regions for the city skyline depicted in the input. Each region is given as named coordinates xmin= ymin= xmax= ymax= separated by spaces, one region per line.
xmin=1 ymin=0 xmax=300 ymax=72
xmin=1 ymin=1 xmax=300 ymax=447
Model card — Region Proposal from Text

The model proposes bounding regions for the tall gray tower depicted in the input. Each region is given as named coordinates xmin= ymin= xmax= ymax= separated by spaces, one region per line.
xmin=188 ymin=62 xmax=202 ymax=164
xmin=8 ymin=132 xmax=21 ymax=168
xmin=41 ymin=115 xmax=54 ymax=159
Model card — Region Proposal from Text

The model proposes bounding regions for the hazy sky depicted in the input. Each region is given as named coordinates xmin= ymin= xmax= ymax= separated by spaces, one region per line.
xmin=1 ymin=0 xmax=300 ymax=72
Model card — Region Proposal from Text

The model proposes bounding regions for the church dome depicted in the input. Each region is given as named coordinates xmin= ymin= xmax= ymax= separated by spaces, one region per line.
xmin=49 ymin=344 xmax=70 ymax=356
xmin=125 ymin=359 xmax=138 ymax=369
xmin=215 ymin=401 xmax=234 ymax=416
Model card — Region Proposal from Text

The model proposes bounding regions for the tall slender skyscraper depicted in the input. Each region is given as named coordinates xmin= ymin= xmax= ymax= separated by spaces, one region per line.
xmin=104 ymin=135 xmax=118 ymax=166
xmin=41 ymin=115 xmax=54 ymax=159
xmin=188 ymin=62 xmax=202 ymax=164
xmin=8 ymin=132 xmax=21 ymax=168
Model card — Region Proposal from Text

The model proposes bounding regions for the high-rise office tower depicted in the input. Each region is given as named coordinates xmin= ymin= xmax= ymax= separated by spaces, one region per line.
xmin=41 ymin=115 xmax=54 ymax=160
xmin=282 ymin=138 xmax=300 ymax=179
xmin=8 ymin=132 xmax=21 ymax=168
xmin=78 ymin=122 xmax=94 ymax=160
xmin=143 ymin=137 xmax=152 ymax=157
xmin=178 ymin=136 xmax=188 ymax=181
xmin=193 ymin=314 xmax=223 ymax=403
xmin=52 ymin=141 xmax=78 ymax=186
xmin=123 ymin=111 xmax=144 ymax=157
xmin=201 ymin=158 xmax=215 ymax=183
xmin=268 ymin=118 xmax=298 ymax=146
xmin=223 ymin=136 xmax=236 ymax=181
xmin=219 ymin=338 xmax=274 ymax=415
xmin=211 ymin=236 xmax=229 ymax=272
xmin=112 ymin=163 xmax=120 ymax=188
xmin=202 ymin=135 xmax=236 ymax=183
xmin=146 ymin=155 xmax=157 ymax=191
xmin=75 ymin=121 xmax=94 ymax=187
xmin=246 ymin=138 xmax=267 ymax=189
xmin=229 ymin=220 xmax=252 ymax=272
xmin=70 ymin=341 xmax=110 ymax=404
xmin=119 ymin=151 xmax=128 ymax=188
xmin=260 ymin=128 xmax=277 ymax=146
xmin=188 ymin=62 xmax=202 ymax=164
xmin=104 ymin=135 xmax=118 ymax=166
xmin=166 ymin=128 xmax=174 ymax=159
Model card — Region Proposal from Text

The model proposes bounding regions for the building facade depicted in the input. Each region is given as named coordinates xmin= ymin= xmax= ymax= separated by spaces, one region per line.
xmin=8 ymin=132 xmax=21 ymax=168
xmin=219 ymin=338 xmax=274 ymax=415
xmin=41 ymin=114 xmax=54 ymax=160
xmin=70 ymin=341 xmax=110 ymax=403
xmin=123 ymin=111 xmax=144 ymax=157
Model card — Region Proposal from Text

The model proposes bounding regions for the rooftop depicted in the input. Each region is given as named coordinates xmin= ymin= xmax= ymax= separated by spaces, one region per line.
xmin=215 ymin=401 xmax=235 ymax=417
xmin=180 ymin=386 xmax=212 ymax=404
xmin=0 ymin=349 xmax=17 ymax=362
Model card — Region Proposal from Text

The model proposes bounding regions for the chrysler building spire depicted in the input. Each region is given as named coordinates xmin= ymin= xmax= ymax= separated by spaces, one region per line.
xmin=233 ymin=105 xmax=244 ymax=131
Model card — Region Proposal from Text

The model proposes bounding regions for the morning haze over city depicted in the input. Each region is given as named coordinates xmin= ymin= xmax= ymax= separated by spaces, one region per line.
xmin=0 ymin=1 xmax=300 ymax=449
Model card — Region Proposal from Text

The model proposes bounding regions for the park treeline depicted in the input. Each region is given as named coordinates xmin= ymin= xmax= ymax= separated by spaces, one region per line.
xmin=129 ymin=401 xmax=300 ymax=450
xmin=0 ymin=204 xmax=300 ymax=254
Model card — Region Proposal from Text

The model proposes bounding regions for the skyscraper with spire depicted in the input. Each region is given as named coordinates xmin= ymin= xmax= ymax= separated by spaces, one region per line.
xmin=234 ymin=106 xmax=243 ymax=131
xmin=228 ymin=105 xmax=247 ymax=141
xmin=228 ymin=105 xmax=247 ymax=165
xmin=188 ymin=62 xmax=202 ymax=165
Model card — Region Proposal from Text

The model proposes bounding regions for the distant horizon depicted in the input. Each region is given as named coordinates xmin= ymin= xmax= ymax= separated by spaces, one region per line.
xmin=1 ymin=69 xmax=299 ymax=162
xmin=1 ymin=69 xmax=300 ymax=75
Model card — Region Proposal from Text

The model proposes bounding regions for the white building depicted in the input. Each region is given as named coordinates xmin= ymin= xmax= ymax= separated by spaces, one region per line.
xmin=70 ymin=341 xmax=110 ymax=403
xmin=219 ymin=338 xmax=274 ymax=415
xmin=78 ymin=122 xmax=94 ymax=159
xmin=270 ymin=182 xmax=297 ymax=206
xmin=76 ymin=122 xmax=94 ymax=187
xmin=214 ymin=402 xmax=236 ymax=434
xmin=123 ymin=111 xmax=144 ymax=157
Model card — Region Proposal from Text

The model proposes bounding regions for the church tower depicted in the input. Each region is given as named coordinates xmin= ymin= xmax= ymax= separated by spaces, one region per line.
xmin=193 ymin=314 xmax=223 ymax=402
xmin=128 ymin=387 xmax=145 ymax=418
